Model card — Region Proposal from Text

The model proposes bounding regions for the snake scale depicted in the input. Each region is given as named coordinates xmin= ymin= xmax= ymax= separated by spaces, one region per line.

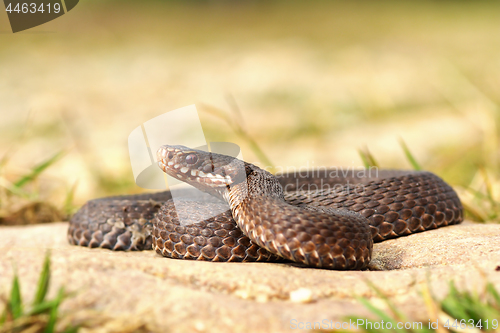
xmin=68 ymin=145 xmax=463 ymax=270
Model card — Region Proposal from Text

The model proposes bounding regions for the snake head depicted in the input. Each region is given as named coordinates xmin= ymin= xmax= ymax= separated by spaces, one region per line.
xmin=156 ymin=145 xmax=247 ymax=198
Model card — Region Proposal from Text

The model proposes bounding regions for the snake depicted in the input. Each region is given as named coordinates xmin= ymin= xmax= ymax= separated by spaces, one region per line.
xmin=68 ymin=145 xmax=463 ymax=270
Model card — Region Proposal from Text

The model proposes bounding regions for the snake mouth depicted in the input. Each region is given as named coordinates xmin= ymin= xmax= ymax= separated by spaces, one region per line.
xmin=156 ymin=145 xmax=239 ymax=189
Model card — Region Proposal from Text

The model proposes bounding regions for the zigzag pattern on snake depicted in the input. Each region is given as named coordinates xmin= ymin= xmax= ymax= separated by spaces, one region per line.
xmin=68 ymin=145 xmax=463 ymax=270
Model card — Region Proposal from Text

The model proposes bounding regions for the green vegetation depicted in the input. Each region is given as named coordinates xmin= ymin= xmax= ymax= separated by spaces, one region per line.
xmin=201 ymin=102 xmax=277 ymax=174
xmin=1 ymin=0 xmax=499 ymax=225
xmin=441 ymin=281 xmax=500 ymax=327
xmin=0 ymin=149 xmax=70 ymax=225
xmin=339 ymin=280 xmax=500 ymax=333
xmin=0 ymin=151 xmax=64 ymax=201
xmin=358 ymin=148 xmax=379 ymax=169
xmin=398 ymin=139 xmax=422 ymax=172
xmin=356 ymin=130 xmax=500 ymax=224
xmin=0 ymin=253 xmax=78 ymax=333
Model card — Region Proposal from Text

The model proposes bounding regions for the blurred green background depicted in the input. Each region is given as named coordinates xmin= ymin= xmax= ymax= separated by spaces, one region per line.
xmin=0 ymin=0 xmax=499 ymax=222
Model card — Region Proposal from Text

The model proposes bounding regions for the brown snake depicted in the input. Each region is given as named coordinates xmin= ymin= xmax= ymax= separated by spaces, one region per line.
xmin=68 ymin=145 xmax=463 ymax=270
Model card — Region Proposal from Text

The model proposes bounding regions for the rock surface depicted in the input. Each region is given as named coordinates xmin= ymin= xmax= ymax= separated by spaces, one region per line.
xmin=1 ymin=222 xmax=499 ymax=333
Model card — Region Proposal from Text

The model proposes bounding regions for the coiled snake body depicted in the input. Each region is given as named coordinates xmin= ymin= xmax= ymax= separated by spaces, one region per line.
xmin=68 ymin=145 xmax=463 ymax=270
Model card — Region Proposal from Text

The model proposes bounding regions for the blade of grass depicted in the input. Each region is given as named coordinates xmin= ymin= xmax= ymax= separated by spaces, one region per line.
xmin=399 ymin=138 xmax=422 ymax=171
xmin=440 ymin=281 xmax=481 ymax=321
xmin=460 ymin=201 xmax=487 ymax=223
xmin=364 ymin=280 xmax=407 ymax=323
xmin=29 ymin=299 xmax=62 ymax=317
xmin=420 ymin=282 xmax=447 ymax=333
xmin=478 ymin=167 xmax=498 ymax=208
xmin=353 ymin=297 xmax=407 ymax=333
xmin=358 ymin=148 xmax=379 ymax=168
xmin=62 ymin=181 xmax=78 ymax=217
xmin=225 ymin=99 xmax=275 ymax=171
xmin=0 ymin=303 xmax=6 ymax=325
xmin=43 ymin=287 xmax=65 ymax=333
xmin=466 ymin=186 xmax=495 ymax=203
xmin=201 ymin=104 xmax=275 ymax=172
xmin=359 ymin=149 xmax=371 ymax=169
xmin=33 ymin=253 xmax=51 ymax=306
xmin=0 ymin=176 xmax=32 ymax=198
xmin=14 ymin=151 xmax=65 ymax=189
xmin=225 ymin=94 xmax=245 ymax=131
xmin=8 ymin=273 xmax=23 ymax=320
xmin=0 ymin=154 xmax=10 ymax=171
xmin=62 ymin=325 xmax=79 ymax=333
xmin=0 ymin=316 xmax=47 ymax=333
xmin=485 ymin=282 xmax=500 ymax=306
xmin=366 ymin=150 xmax=379 ymax=168
xmin=241 ymin=134 xmax=275 ymax=172
xmin=201 ymin=104 xmax=233 ymax=127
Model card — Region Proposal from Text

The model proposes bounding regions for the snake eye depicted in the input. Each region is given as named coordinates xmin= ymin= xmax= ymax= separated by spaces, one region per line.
xmin=185 ymin=154 xmax=198 ymax=165
xmin=167 ymin=151 xmax=174 ymax=159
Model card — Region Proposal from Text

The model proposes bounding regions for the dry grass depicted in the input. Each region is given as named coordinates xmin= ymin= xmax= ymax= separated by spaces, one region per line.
xmin=1 ymin=1 xmax=500 ymax=223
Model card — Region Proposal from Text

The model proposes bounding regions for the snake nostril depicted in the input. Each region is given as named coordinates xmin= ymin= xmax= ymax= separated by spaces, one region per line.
xmin=186 ymin=154 xmax=198 ymax=164
xmin=167 ymin=152 xmax=174 ymax=159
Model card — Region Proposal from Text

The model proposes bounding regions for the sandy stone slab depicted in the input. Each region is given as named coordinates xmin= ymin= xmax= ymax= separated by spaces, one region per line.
xmin=1 ymin=222 xmax=499 ymax=333
xmin=370 ymin=222 xmax=500 ymax=271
